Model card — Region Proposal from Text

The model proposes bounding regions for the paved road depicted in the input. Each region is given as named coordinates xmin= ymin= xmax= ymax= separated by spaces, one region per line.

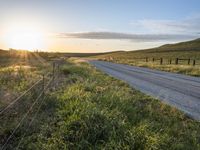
xmin=90 ymin=60 xmax=200 ymax=121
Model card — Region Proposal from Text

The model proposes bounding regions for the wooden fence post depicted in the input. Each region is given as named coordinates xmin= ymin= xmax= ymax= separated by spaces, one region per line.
xmin=43 ymin=74 xmax=45 ymax=97
xmin=53 ymin=62 xmax=55 ymax=83
xmin=146 ymin=57 xmax=148 ymax=62
xmin=169 ymin=59 xmax=172 ymax=65
xmin=175 ymin=58 xmax=179 ymax=65
xmin=152 ymin=58 xmax=155 ymax=62
xmin=193 ymin=60 xmax=196 ymax=66
xmin=58 ymin=64 xmax=60 ymax=73
xmin=160 ymin=58 xmax=163 ymax=65
xmin=188 ymin=59 xmax=190 ymax=65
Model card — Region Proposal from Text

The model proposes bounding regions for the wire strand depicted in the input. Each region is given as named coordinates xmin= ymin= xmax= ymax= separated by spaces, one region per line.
xmin=0 ymin=79 xmax=42 ymax=115
xmin=16 ymin=95 xmax=48 ymax=150
xmin=1 ymin=77 xmax=53 ymax=150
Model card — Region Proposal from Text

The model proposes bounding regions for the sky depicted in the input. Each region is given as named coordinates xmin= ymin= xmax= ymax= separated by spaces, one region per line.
xmin=0 ymin=0 xmax=200 ymax=52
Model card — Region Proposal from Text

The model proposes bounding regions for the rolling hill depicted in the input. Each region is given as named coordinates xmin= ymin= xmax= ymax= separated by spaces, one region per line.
xmin=148 ymin=38 xmax=200 ymax=52
xmin=92 ymin=38 xmax=200 ymax=77
xmin=94 ymin=38 xmax=200 ymax=60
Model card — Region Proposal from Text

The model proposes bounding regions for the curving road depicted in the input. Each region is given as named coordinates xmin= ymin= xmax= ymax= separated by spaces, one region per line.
xmin=90 ymin=60 xmax=200 ymax=121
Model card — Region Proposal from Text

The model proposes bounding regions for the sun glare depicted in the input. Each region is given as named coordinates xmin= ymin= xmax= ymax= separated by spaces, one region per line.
xmin=4 ymin=25 xmax=45 ymax=51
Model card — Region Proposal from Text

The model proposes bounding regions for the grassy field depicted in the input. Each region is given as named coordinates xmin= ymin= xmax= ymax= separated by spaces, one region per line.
xmin=0 ymin=50 xmax=59 ymax=150
xmin=1 ymin=59 xmax=200 ymax=149
xmin=0 ymin=50 xmax=52 ymax=109
xmin=93 ymin=39 xmax=200 ymax=76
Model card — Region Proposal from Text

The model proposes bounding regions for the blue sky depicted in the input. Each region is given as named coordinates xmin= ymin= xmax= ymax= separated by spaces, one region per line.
xmin=0 ymin=0 xmax=200 ymax=52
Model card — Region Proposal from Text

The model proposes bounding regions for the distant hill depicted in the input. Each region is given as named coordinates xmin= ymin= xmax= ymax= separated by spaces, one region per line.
xmin=0 ymin=49 xmax=9 ymax=57
xmin=62 ymin=51 xmax=125 ymax=57
xmin=138 ymin=38 xmax=200 ymax=53
xmin=94 ymin=38 xmax=200 ymax=56
xmin=0 ymin=49 xmax=124 ymax=58
xmin=157 ymin=38 xmax=200 ymax=51
xmin=93 ymin=38 xmax=200 ymax=60
xmin=0 ymin=49 xmax=6 ymax=53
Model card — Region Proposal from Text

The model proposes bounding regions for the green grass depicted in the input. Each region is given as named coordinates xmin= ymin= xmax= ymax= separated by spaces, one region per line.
xmin=0 ymin=52 xmax=55 ymax=149
xmin=0 ymin=50 xmax=53 ymax=108
xmin=3 ymin=60 xmax=199 ymax=149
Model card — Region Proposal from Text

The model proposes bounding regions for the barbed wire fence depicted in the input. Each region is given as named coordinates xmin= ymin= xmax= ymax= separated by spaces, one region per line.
xmin=103 ymin=57 xmax=200 ymax=66
xmin=0 ymin=60 xmax=63 ymax=150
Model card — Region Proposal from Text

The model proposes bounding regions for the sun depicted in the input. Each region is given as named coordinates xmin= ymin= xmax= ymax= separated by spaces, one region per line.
xmin=4 ymin=25 xmax=45 ymax=51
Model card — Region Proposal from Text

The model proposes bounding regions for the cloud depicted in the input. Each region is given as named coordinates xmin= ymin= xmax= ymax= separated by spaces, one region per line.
xmin=131 ymin=15 xmax=200 ymax=34
xmin=58 ymin=15 xmax=200 ymax=43
xmin=59 ymin=32 xmax=198 ymax=42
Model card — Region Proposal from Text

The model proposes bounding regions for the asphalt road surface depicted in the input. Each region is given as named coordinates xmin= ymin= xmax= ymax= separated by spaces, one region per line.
xmin=90 ymin=60 xmax=200 ymax=121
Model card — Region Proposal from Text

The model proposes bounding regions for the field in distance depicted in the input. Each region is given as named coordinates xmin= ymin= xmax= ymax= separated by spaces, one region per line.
xmin=93 ymin=38 xmax=200 ymax=76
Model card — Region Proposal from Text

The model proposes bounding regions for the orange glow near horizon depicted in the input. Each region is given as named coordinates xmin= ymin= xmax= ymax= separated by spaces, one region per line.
xmin=0 ymin=23 xmax=165 ymax=53
xmin=3 ymin=24 xmax=46 ymax=51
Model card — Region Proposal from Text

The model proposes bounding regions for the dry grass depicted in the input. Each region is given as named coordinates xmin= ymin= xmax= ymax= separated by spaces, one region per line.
xmin=93 ymin=50 xmax=200 ymax=76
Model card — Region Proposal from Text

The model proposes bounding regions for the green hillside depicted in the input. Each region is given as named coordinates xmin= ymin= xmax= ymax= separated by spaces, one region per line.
xmin=94 ymin=38 xmax=200 ymax=59
xmin=158 ymin=38 xmax=200 ymax=51
xmin=144 ymin=38 xmax=200 ymax=53
xmin=94 ymin=38 xmax=200 ymax=76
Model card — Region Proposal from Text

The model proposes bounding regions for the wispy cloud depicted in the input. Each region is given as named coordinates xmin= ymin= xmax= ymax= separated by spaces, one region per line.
xmin=59 ymin=32 xmax=198 ymax=42
xmin=58 ymin=15 xmax=200 ymax=43
xmin=131 ymin=15 xmax=200 ymax=34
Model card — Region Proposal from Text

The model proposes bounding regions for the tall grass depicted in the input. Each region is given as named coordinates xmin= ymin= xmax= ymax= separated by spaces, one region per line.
xmin=9 ymin=61 xmax=199 ymax=150
xmin=0 ymin=51 xmax=52 ymax=109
